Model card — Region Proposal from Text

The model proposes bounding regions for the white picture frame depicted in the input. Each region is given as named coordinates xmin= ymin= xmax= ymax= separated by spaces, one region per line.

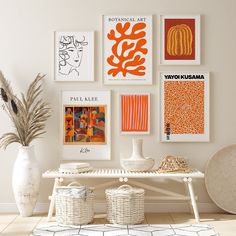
xmin=61 ymin=90 xmax=111 ymax=160
xmin=119 ymin=93 xmax=150 ymax=134
xmin=55 ymin=31 xmax=94 ymax=81
xmin=159 ymin=15 xmax=201 ymax=65
xmin=103 ymin=15 xmax=153 ymax=85
xmin=160 ymin=72 xmax=209 ymax=142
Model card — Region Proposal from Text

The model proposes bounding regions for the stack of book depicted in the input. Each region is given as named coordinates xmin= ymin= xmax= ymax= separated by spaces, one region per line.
xmin=59 ymin=162 xmax=92 ymax=174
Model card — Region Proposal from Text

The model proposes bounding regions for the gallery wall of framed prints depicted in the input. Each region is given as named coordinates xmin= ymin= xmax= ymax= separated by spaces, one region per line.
xmin=54 ymin=13 xmax=210 ymax=161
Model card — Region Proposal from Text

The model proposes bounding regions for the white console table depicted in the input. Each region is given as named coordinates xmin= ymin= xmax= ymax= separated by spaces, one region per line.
xmin=42 ymin=169 xmax=204 ymax=222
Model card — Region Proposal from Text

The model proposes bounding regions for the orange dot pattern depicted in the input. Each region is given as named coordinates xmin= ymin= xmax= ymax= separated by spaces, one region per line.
xmin=164 ymin=81 xmax=204 ymax=134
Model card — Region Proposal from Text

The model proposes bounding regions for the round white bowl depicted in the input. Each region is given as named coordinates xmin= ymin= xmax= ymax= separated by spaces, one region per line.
xmin=121 ymin=157 xmax=155 ymax=172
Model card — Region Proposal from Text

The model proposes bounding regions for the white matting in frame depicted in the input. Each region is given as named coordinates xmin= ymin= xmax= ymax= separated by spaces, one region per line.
xmin=160 ymin=72 xmax=209 ymax=142
xmin=55 ymin=31 xmax=94 ymax=81
xmin=159 ymin=15 xmax=200 ymax=65
xmin=61 ymin=91 xmax=111 ymax=160
xmin=103 ymin=15 xmax=152 ymax=85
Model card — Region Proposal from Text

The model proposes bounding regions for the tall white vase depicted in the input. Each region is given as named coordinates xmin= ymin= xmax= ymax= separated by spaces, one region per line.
xmin=12 ymin=146 xmax=41 ymax=217
xmin=130 ymin=138 xmax=145 ymax=159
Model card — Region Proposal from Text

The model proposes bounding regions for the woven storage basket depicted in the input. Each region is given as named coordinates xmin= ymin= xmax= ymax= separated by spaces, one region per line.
xmin=106 ymin=185 xmax=144 ymax=225
xmin=55 ymin=182 xmax=94 ymax=225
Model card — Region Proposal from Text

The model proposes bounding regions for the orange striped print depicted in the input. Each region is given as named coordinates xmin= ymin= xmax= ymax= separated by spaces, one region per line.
xmin=121 ymin=95 xmax=149 ymax=132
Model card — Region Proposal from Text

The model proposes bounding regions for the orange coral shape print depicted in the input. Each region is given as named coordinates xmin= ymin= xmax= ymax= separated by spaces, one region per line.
xmin=107 ymin=22 xmax=148 ymax=77
xmin=167 ymin=24 xmax=193 ymax=56
xmin=164 ymin=81 xmax=204 ymax=134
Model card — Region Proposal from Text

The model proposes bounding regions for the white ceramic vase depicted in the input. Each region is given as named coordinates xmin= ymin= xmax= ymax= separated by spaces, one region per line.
xmin=130 ymin=138 xmax=145 ymax=159
xmin=12 ymin=146 xmax=41 ymax=217
xmin=121 ymin=138 xmax=155 ymax=172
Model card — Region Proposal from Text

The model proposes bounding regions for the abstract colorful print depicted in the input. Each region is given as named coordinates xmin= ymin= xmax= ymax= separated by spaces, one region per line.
xmin=64 ymin=106 xmax=106 ymax=144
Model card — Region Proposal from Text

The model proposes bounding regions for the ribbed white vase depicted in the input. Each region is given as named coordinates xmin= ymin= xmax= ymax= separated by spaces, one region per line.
xmin=12 ymin=146 xmax=41 ymax=217
xmin=130 ymin=138 xmax=145 ymax=159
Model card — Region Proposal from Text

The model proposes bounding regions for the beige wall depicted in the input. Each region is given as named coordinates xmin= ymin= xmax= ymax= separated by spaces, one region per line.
xmin=0 ymin=0 xmax=236 ymax=212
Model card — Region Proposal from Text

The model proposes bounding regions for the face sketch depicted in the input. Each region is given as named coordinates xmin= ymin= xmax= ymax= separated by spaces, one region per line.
xmin=65 ymin=45 xmax=83 ymax=68
xmin=59 ymin=35 xmax=88 ymax=75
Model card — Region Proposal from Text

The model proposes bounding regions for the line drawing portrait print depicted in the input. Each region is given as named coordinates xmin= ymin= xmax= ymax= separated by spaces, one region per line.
xmin=58 ymin=35 xmax=88 ymax=77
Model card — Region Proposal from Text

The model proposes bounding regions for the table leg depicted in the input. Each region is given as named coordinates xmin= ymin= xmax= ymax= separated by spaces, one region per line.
xmin=184 ymin=177 xmax=200 ymax=223
xmin=47 ymin=177 xmax=62 ymax=221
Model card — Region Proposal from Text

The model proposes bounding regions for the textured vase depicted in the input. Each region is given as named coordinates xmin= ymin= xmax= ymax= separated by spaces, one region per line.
xmin=12 ymin=146 xmax=41 ymax=217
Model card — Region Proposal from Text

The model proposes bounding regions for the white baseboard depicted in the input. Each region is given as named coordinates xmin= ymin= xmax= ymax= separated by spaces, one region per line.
xmin=95 ymin=201 xmax=222 ymax=213
xmin=0 ymin=203 xmax=50 ymax=213
xmin=0 ymin=202 xmax=222 ymax=214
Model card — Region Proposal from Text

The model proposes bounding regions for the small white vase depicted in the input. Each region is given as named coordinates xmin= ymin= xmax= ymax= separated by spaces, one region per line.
xmin=12 ymin=146 xmax=41 ymax=217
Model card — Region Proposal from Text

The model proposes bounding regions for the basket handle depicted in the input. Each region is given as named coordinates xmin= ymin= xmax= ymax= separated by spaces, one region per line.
xmin=117 ymin=184 xmax=133 ymax=191
xmin=67 ymin=181 xmax=82 ymax=187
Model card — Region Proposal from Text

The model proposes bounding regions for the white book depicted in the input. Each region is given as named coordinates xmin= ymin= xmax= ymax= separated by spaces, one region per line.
xmin=60 ymin=162 xmax=90 ymax=169
xmin=59 ymin=167 xmax=92 ymax=174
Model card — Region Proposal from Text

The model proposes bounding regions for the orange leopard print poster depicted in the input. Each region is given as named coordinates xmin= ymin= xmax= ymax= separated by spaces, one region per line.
xmin=164 ymin=81 xmax=204 ymax=134
xmin=161 ymin=72 xmax=209 ymax=142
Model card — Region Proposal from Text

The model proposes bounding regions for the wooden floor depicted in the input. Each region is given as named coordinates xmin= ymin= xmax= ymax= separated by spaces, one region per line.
xmin=0 ymin=213 xmax=236 ymax=235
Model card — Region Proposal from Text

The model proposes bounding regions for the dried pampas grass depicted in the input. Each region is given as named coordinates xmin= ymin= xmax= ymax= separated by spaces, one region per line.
xmin=0 ymin=72 xmax=51 ymax=149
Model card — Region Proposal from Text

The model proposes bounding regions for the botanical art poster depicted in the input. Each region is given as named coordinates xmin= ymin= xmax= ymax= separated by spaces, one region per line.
xmin=160 ymin=72 xmax=209 ymax=142
xmin=160 ymin=15 xmax=200 ymax=65
xmin=120 ymin=93 xmax=150 ymax=134
xmin=103 ymin=15 xmax=152 ymax=84
xmin=55 ymin=32 xmax=94 ymax=81
xmin=61 ymin=91 xmax=111 ymax=160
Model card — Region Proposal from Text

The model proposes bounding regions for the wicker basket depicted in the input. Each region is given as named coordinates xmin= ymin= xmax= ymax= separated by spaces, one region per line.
xmin=55 ymin=182 xmax=94 ymax=225
xmin=106 ymin=185 xmax=144 ymax=225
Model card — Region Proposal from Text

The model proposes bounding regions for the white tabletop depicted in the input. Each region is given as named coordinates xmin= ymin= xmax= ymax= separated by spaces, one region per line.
xmin=43 ymin=168 xmax=204 ymax=179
